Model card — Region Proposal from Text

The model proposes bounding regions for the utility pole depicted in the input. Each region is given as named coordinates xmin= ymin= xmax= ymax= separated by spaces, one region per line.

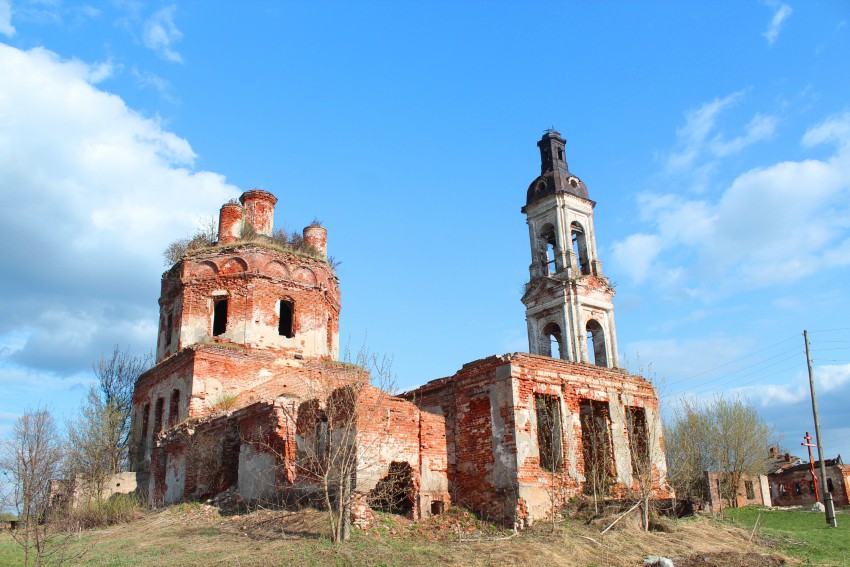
xmin=803 ymin=329 xmax=838 ymax=527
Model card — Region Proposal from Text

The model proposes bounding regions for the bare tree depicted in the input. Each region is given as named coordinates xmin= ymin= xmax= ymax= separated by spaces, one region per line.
xmin=664 ymin=397 xmax=712 ymax=505
xmin=708 ymin=396 xmax=774 ymax=508
xmin=242 ymin=346 xmax=397 ymax=543
xmin=0 ymin=407 xmax=65 ymax=566
xmin=581 ymin=400 xmax=614 ymax=514
xmin=65 ymin=346 xmax=151 ymax=500
xmin=295 ymin=348 xmax=397 ymax=542
xmin=665 ymin=395 xmax=775 ymax=509
xmin=533 ymin=394 xmax=565 ymax=530
xmin=625 ymin=405 xmax=657 ymax=530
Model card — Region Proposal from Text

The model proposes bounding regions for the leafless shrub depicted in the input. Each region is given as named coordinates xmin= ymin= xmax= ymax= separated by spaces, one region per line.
xmin=162 ymin=216 xmax=219 ymax=266
xmin=0 ymin=407 xmax=72 ymax=566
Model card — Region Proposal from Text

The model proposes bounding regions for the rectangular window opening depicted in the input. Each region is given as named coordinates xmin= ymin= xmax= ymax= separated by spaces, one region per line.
xmin=212 ymin=298 xmax=228 ymax=336
xmin=580 ymin=399 xmax=614 ymax=494
xmin=745 ymin=480 xmax=755 ymax=500
xmin=279 ymin=300 xmax=294 ymax=338
xmin=535 ymin=394 xmax=563 ymax=472
xmin=626 ymin=406 xmax=649 ymax=477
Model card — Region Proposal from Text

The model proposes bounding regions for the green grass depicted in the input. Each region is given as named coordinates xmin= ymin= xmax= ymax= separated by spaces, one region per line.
xmin=0 ymin=534 xmax=23 ymax=567
xmin=724 ymin=506 xmax=850 ymax=566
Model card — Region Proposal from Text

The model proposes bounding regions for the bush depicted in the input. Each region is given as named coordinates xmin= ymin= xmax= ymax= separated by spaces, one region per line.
xmin=63 ymin=495 xmax=143 ymax=531
xmin=208 ymin=392 xmax=239 ymax=413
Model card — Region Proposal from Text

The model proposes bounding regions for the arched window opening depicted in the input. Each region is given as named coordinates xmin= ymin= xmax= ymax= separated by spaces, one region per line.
xmin=827 ymin=478 xmax=834 ymax=492
xmin=169 ymin=389 xmax=180 ymax=428
xmin=570 ymin=222 xmax=590 ymax=275
xmin=153 ymin=398 xmax=164 ymax=434
xmin=542 ymin=322 xmax=562 ymax=359
xmin=539 ymin=224 xmax=557 ymax=274
xmin=212 ymin=298 xmax=228 ymax=336
xmin=586 ymin=319 xmax=608 ymax=367
xmin=141 ymin=403 xmax=150 ymax=440
xmin=279 ymin=300 xmax=294 ymax=338
xmin=557 ymin=147 xmax=564 ymax=161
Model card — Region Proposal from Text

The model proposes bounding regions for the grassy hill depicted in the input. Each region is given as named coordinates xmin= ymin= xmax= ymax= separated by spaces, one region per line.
xmin=1 ymin=503 xmax=846 ymax=566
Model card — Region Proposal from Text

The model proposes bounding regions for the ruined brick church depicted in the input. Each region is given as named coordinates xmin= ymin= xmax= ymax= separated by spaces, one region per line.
xmin=130 ymin=131 xmax=671 ymax=527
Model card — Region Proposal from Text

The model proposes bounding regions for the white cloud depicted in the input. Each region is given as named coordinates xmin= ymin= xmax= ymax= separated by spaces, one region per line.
xmin=143 ymin=5 xmax=183 ymax=63
xmin=710 ymin=113 xmax=777 ymax=157
xmin=0 ymin=43 xmax=240 ymax=374
xmin=132 ymin=68 xmax=177 ymax=103
xmin=762 ymin=2 xmax=792 ymax=46
xmin=660 ymin=90 xmax=778 ymax=195
xmin=802 ymin=111 xmax=850 ymax=147
xmin=611 ymin=233 xmax=663 ymax=283
xmin=0 ymin=0 xmax=14 ymax=37
xmin=665 ymin=91 xmax=746 ymax=174
xmin=612 ymin=109 xmax=850 ymax=295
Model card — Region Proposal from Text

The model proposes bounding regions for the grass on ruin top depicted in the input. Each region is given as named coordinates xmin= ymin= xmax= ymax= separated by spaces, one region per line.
xmin=184 ymin=238 xmax=329 ymax=266
xmin=723 ymin=505 xmax=850 ymax=566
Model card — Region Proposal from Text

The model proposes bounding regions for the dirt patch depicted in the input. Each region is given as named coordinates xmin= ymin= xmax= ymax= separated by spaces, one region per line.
xmin=676 ymin=551 xmax=786 ymax=566
xmin=218 ymin=508 xmax=328 ymax=540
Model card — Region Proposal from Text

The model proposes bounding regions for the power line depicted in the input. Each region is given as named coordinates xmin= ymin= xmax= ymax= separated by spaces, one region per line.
xmin=664 ymin=334 xmax=799 ymax=385
xmin=662 ymin=353 xmax=806 ymax=399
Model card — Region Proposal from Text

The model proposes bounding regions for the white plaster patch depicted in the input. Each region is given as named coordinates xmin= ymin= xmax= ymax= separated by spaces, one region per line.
xmin=237 ymin=443 xmax=276 ymax=501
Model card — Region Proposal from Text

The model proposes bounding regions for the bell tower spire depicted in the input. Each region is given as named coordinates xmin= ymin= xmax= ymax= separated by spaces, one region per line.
xmin=520 ymin=130 xmax=618 ymax=367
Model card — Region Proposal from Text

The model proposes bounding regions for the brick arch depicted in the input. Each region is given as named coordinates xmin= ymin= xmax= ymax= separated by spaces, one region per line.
xmin=219 ymin=256 xmax=249 ymax=275
xmin=191 ymin=261 xmax=219 ymax=278
xmin=263 ymin=260 xmax=290 ymax=278
xmin=292 ymin=267 xmax=317 ymax=285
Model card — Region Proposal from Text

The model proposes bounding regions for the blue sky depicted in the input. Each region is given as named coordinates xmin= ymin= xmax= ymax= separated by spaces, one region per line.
xmin=0 ymin=1 xmax=849 ymax=464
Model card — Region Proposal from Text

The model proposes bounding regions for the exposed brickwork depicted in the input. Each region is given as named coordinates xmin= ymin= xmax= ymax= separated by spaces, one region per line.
xmin=132 ymin=132 xmax=671 ymax=530
xmin=769 ymin=462 xmax=850 ymax=507
xmin=706 ymin=471 xmax=771 ymax=511
xmin=403 ymin=353 xmax=671 ymax=526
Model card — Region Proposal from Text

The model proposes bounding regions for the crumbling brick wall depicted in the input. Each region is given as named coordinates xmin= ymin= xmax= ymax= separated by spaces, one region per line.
xmin=705 ymin=471 xmax=771 ymax=511
xmin=405 ymin=352 xmax=670 ymax=526
xmin=770 ymin=463 xmax=850 ymax=507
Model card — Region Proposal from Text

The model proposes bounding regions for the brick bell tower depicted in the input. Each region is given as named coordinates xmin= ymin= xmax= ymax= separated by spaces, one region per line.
xmin=520 ymin=130 xmax=619 ymax=367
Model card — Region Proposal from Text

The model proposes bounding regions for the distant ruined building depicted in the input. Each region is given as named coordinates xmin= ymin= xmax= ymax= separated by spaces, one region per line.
xmin=129 ymin=131 xmax=671 ymax=527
